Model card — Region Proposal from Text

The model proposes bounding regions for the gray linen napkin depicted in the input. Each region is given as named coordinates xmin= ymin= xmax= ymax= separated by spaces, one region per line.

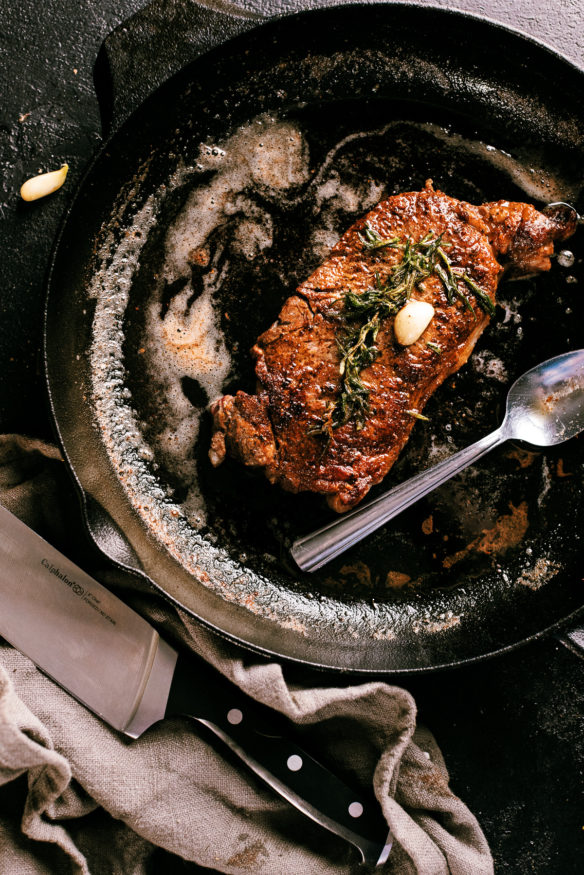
xmin=0 ymin=434 xmax=493 ymax=874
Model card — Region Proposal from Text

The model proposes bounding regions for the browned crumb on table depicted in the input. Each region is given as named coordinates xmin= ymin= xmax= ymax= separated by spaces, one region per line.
xmin=226 ymin=839 xmax=269 ymax=869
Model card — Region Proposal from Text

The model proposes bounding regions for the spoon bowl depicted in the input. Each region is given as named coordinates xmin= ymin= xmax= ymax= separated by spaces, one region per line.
xmin=504 ymin=350 xmax=584 ymax=447
xmin=292 ymin=350 xmax=584 ymax=572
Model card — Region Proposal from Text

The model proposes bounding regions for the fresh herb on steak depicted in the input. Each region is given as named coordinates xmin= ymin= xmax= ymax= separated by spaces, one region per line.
xmin=435 ymin=249 xmax=496 ymax=317
xmin=461 ymin=273 xmax=496 ymax=316
xmin=358 ymin=225 xmax=401 ymax=251
xmin=312 ymin=224 xmax=494 ymax=439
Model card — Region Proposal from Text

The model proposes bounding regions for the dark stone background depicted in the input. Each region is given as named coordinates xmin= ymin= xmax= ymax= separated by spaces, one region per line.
xmin=1 ymin=0 xmax=583 ymax=872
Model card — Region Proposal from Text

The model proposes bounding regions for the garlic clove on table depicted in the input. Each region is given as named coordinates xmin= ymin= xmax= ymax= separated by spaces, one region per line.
xmin=20 ymin=164 xmax=69 ymax=201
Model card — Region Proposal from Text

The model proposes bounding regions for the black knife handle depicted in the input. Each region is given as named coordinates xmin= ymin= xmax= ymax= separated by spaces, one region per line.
xmin=166 ymin=656 xmax=391 ymax=867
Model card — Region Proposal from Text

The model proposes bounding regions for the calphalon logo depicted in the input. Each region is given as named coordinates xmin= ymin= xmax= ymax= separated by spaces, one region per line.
xmin=40 ymin=558 xmax=116 ymax=625
xmin=41 ymin=558 xmax=84 ymax=596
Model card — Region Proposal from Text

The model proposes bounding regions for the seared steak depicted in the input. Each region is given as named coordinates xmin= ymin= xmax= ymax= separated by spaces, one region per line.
xmin=209 ymin=182 xmax=576 ymax=512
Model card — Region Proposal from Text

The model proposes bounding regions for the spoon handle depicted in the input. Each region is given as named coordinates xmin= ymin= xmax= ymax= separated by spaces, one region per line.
xmin=291 ymin=426 xmax=507 ymax=572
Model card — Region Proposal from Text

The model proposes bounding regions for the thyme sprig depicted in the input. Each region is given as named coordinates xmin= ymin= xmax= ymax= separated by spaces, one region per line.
xmin=434 ymin=250 xmax=495 ymax=317
xmin=358 ymin=225 xmax=401 ymax=251
xmin=311 ymin=223 xmax=495 ymax=440
xmin=460 ymin=273 xmax=496 ymax=316
xmin=406 ymin=410 xmax=430 ymax=421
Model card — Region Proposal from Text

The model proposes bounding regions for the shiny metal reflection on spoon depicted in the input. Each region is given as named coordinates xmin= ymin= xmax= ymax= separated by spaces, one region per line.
xmin=543 ymin=201 xmax=583 ymax=229
xmin=291 ymin=350 xmax=584 ymax=573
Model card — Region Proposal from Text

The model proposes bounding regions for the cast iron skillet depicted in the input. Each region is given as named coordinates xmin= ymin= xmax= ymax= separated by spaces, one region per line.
xmin=45 ymin=2 xmax=584 ymax=673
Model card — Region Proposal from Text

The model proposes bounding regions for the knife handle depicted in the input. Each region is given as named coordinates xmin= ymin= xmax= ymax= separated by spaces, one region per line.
xmin=166 ymin=658 xmax=391 ymax=867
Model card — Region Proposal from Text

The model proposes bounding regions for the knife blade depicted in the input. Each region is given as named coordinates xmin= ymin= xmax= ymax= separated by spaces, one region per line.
xmin=0 ymin=502 xmax=391 ymax=866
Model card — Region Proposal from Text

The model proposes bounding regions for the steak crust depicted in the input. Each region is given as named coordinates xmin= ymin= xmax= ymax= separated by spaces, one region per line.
xmin=210 ymin=182 xmax=576 ymax=512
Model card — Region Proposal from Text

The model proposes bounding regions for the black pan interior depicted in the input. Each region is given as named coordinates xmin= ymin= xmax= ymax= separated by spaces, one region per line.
xmin=45 ymin=5 xmax=584 ymax=672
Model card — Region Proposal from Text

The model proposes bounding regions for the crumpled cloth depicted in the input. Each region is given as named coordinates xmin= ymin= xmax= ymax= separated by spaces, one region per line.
xmin=0 ymin=434 xmax=494 ymax=874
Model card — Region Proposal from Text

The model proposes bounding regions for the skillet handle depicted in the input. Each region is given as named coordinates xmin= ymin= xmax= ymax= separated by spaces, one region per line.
xmin=94 ymin=0 xmax=265 ymax=136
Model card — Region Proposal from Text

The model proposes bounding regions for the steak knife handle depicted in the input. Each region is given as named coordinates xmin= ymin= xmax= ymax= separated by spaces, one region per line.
xmin=166 ymin=657 xmax=391 ymax=867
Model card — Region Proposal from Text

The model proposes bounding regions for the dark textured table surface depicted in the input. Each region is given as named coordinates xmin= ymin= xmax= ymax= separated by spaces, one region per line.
xmin=1 ymin=1 xmax=583 ymax=872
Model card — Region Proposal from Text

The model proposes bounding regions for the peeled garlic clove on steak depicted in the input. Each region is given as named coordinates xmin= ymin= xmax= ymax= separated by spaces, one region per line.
xmin=20 ymin=164 xmax=68 ymax=201
xmin=394 ymin=300 xmax=435 ymax=346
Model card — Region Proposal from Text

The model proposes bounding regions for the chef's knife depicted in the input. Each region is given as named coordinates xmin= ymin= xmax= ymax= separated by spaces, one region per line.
xmin=0 ymin=502 xmax=391 ymax=867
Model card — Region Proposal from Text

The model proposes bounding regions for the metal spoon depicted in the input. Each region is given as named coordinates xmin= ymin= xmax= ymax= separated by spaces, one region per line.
xmin=544 ymin=201 xmax=583 ymax=225
xmin=291 ymin=350 xmax=584 ymax=573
